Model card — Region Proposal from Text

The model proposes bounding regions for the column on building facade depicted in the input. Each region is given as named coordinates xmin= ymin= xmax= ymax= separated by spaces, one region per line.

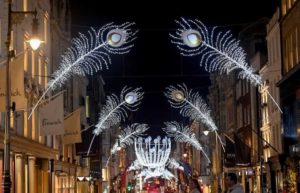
xmin=28 ymin=156 xmax=36 ymax=193
xmin=241 ymin=171 xmax=245 ymax=193
xmin=15 ymin=153 xmax=24 ymax=193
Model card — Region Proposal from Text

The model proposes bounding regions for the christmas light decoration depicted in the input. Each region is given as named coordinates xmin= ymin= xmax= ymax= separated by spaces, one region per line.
xmin=129 ymin=136 xmax=179 ymax=181
xmin=128 ymin=160 xmax=143 ymax=171
xmin=129 ymin=160 xmax=178 ymax=181
xmin=170 ymin=18 xmax=282 ymax=113
xmin=167 ymin=158 xmax=184 ymax=171
xmin=163 ymin=121 xmax=210 ymax=162
xmin=138 ymin=167 xmax=176 ymax=181
xmin=28 ymin=22 xmax=138 ymax=119
xmin=165 ymin=84 xmax=217 ymax=131
xmin=165 ymin=84 xmax=224 ymax=151
xmin=111 ymin=123 xmax=149 ymax=154
xmin=129 ymin=158 xmax=183 ymax=173
xmin=94 ymin=87 xmax=143 ymax=135
xmin=87 ymin=87 xmax=143 ymax=155
xmin=134 ymin=136 xmax=171 ymax=168
xmin=105 ymin=123 xmax=148 ymax=168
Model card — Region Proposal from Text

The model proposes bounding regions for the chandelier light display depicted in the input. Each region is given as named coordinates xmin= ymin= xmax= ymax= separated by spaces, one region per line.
xmin=170 ymin=18 xmax=282 ymax=113
xmin=28 ymin=22 xmax=138 ymax=119
xmin=129 ymin=136 xmax=181 ymax=181
xmin=138 ymin=167 xmax=176 ymax=181
xmin=135 ymin=136 xmax=171 ymax=168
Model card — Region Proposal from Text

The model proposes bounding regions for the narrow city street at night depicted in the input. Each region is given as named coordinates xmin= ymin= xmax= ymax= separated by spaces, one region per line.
xmin=0 ymin=0 xmax=299 ymax=193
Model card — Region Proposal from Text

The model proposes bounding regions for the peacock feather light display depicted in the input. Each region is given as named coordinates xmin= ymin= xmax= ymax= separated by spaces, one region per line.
xmin=165 ymin=84 xmax=224 ymax=151
xmin=87 ymin=86 xmax=143 ymax=155
xmin=163 ymin=121 xmax=211 ymax=162
xmin=170 ymin=18 xmax=282 ymax=113
xmin=111 ymin=123 xmax=149 ymax=154
xmin=29 ymin=22 xmax=138 ymax=119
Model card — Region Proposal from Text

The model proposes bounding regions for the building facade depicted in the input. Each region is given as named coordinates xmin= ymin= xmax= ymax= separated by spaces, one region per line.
xmin=278 ymin=0 xmax=300 ymax=192
xmin=0 ymin=0 xmax=89 ymax=193
xmin=259 ymin=8 xmax=283 ymax=193
xmin=207 ymin=19 xmax=270 ymax=193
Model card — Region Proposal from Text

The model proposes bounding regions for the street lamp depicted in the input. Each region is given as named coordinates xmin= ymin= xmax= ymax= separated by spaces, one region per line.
xmin=27 ymin=16 xmax=43 ymax=50
xmin=3 ymin=1 xmax=42 ymax=193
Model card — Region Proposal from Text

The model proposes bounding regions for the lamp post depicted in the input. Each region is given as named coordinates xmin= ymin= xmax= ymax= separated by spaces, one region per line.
xmin=3 ymin=1 xmax=42 ymax=193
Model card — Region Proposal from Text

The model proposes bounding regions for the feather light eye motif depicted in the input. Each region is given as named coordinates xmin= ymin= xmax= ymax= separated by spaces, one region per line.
xmin=165 ymin=84 xmax=217 ymax=132
xmin=94 ymin=87 xmax=143 ymax=135
xmin=165 ymin=84 xmax=224 ymax=151
xmin=28 ymin=22 xmax=138 ymax=119
xmin=87 ymin=87 xmax=143 ymax=155
xmin=170 ymin=18 xmax=282 ymax=113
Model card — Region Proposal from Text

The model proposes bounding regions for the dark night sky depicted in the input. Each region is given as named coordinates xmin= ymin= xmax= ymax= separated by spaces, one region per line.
xmin=71 ymin=0 xmax=279 ymax=135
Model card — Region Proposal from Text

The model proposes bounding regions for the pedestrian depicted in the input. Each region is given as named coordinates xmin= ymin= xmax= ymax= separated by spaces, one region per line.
xmin=225 ymin=173 xmax=244 ymax=193
xmin=189 ymin=179 xmax=203 ymax=193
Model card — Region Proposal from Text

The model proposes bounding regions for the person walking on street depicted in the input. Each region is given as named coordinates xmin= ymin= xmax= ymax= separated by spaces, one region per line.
xmin=189 ymin=179 xmax=203 ymax=193
xmin=225 ymin=173 xmax=244 ymax=193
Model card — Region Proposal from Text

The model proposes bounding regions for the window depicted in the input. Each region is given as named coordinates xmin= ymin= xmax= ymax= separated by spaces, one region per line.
xmin=38 ymin=52 xmax=43 ymax=85
xmin=284 ymin=38 xmax=289 ymax=73
xmin=44 ymin=57 xmax=49 ymax=88
xmin=261 ymin=90 xmax=269 ymax=126
xmin=287 ymin=0 xmax=292 ymax=9
xmin=23 ymin=0 xmax=28 ymax=11
xmin=294 ymin=28 xmax=299 ymax=64
xmin=283 ymin=28 xmax=300 ymax=74
xmin=24 ymin=111 xmax=28 ymax=138
xmin=56 ymin=175 xmax=75 ymax=193
xmin=44 ymin=12 xmax=49 ymax=44
xmin=282 ymin=0 xmax=287 ymax=15
xmin=31 ymin=111 xmax=36 ymax=140
xmin=10 ymin=30 xmax=14 ymax=51
xmin=289 ymin=33 xmax=293 ymax=69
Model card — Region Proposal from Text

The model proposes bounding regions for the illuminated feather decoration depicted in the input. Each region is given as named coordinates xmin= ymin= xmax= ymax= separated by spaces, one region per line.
xmin=111 ymin=123 xmax=149 ymax=154
xmin=165 ymin=84 xmax=217 ymax=131
xmin=128 ymin=160 xmax=143 ymax=171
xmin=163 ymin=121 xmax=210 ymax=162
xmin=165 ymin=84 xmax=224 ymax=151
xmin=28 ymin=22 xmax=138 ymax=119
xmin=87 ymin=87 xmax=143 ymax=155
xmin=167 ymin=158 xmax=184 ymax=171
xmin=170 ymin=18 xmax=282 ymax=113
